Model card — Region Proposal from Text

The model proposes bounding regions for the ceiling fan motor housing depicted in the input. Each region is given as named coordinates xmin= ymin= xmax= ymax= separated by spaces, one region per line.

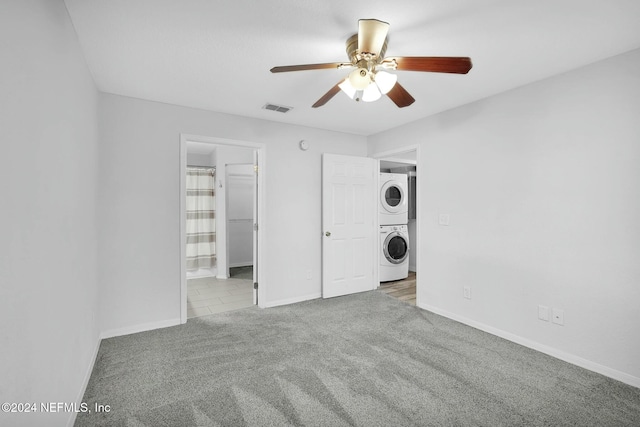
xmin=346 ymin=33 xmax=388 ymax=66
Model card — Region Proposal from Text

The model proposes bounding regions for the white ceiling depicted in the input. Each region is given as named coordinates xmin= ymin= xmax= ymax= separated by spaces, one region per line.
xmin=64 ymin=0 xmax=640 ymax=136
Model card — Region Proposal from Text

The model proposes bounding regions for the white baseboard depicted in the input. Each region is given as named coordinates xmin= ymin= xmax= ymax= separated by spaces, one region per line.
xmin=261 ymin=292 xmax=321 ymax=308
xmin=67 ymin=333 xmax=101 ymax=427
xmin=186 ymin=267 xmax=217 ymax=279
xmin=100 ymin=317 xmax=181 ymax=340
xmin=418 ymin=302 xmax=640 ymax=389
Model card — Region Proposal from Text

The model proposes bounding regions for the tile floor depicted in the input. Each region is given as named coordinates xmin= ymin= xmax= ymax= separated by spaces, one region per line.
xmin=187 ymin=268 xmax=254 ymax=318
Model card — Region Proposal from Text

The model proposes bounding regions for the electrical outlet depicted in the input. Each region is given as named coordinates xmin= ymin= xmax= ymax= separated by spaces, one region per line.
xmin=306 ymin=270 xmax=312 ymax=280
xmin=538 ymin=305 xmax=549 ymax=321
xmin=552 ymin=308 xmax=564 ymax=325
xmin=439 ymin=214 xmax=450 ymax=226
xmin=463 ymin=286 xmax=471 ymax=299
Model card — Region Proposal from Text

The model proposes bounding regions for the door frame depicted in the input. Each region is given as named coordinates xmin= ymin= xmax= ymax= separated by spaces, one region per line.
xmin=370 ymin=144 xmax=421 ymax=301
xmin=179 ymin=134 xmax=267 ymax=323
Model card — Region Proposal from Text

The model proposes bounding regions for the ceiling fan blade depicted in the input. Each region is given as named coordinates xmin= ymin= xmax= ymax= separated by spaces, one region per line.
xmin=358 ymin=19 xmax=389 ymax=56
xmin=386 ymin=82 xmax=415 ymax=108
xmin=312 ymin=82 xmax=343 ymax=108
xmin=388 ymin=56 xmax=473 ymax=74
xmin=270 ymin=62 xmax=346 ymax=73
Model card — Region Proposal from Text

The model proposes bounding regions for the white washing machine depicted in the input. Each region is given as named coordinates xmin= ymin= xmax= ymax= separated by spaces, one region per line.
xmin=380 ymin=224 xmax=409 ymax=282
xmin=379 ymin=173 xmax=408 ymax=225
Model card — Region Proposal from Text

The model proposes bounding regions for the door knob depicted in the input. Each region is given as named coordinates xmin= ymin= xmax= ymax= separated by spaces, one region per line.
xmin=325 ymin=231 xmax=331 ymax=237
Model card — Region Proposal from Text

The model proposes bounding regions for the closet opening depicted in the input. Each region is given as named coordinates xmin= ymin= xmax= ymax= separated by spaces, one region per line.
xmin=374 ymin=147 xmax=419 ymax=306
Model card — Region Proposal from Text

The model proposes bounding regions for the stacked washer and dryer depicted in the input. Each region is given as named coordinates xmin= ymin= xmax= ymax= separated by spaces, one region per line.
xmin=379 ymin=173 xmax=410 ymax=282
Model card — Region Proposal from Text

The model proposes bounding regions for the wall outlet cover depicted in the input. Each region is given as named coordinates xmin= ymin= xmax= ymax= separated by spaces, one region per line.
xmin=552 ymin=308 xmax=564 ymax=325
xmin=463 ymin=286 xmax=471 ymax=299
xmin=439 ymin=214 xmax=450 ymax=226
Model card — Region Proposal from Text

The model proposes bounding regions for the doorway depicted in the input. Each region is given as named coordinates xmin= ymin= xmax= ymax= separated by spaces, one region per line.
xmin=179 ymin=134 xmax=266 ymax=324
xmin=373 ymin=146 xmax=419 ymax=306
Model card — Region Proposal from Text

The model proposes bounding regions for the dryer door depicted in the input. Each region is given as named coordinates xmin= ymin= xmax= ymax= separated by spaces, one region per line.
xmin=383 ymin=232 xmax=409 ymax=264
xmin=380 ymin=180 xmax=406 ymax=213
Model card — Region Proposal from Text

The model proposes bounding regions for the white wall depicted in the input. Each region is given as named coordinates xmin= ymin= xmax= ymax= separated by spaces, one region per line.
xmin=407 ymin=219 xmax=417 ymax=272
xmin=98 ymin=93 xmax=367 ymax=333
xmin=186 ymin=152 xmax=214 ymax=167
xmin=368 ymin=49 xmax=640 ymax=385
xmin=0 ymin=1 xmax=100 ymax=426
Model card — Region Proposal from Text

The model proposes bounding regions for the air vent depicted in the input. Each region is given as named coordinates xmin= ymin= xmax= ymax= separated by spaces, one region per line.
xmin=262 ymin=103 xmax=293 ymax=113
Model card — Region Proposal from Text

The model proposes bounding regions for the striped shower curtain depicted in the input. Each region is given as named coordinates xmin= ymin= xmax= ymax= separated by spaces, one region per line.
xmin=186 ymin=167 xmax=216 ymax=270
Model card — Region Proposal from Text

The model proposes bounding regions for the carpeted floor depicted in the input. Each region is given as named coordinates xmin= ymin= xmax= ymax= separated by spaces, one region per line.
xmin=76 ymin=291 xmax=640 ymax=426
xmin=229 ymin=266 xmax=253 ymax=281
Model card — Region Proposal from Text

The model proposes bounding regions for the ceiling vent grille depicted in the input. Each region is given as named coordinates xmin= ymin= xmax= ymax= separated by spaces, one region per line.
xmin=262 ymin=103 xmax=292 ymax=113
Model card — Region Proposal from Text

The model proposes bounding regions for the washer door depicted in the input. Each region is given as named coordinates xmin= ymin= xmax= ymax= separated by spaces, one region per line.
xmin=380 ymin=180 xmax=405 ymax=213
xmin=383 ymin=232 xmax=409 ymax=264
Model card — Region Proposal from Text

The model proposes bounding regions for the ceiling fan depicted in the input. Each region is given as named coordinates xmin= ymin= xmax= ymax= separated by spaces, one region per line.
xmin=270 ymin=19 xmax=472 ymax=108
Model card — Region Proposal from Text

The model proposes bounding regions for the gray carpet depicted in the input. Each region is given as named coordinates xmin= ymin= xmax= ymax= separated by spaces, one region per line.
xmin=76 ymin=291 xmax=640 ymax=426
xmin=229 ymin=266 xmax=253 ymax=281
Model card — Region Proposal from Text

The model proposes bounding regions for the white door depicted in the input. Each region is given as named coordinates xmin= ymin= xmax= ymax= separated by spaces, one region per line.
xmin=226 ymin=164 xmax=254 ymax=268
xmin=322 ymin=153 xmax=377 ymax=298
xmin=252 ymin=151 xmax=259 ymax=305
xmin=226 ymin=161 xmax=259 ymax=305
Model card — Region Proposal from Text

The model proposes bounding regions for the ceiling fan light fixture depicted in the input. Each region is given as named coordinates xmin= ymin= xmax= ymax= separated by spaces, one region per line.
xmin=374 ymin=70 xmax=397 ymax=94
xmin=338 ymin=78 xmax=357 ymax=99
xmin=348 ymin=67 xmax=371 ymax=90
xmin=362 ymin=82 xmax=381 ymax=102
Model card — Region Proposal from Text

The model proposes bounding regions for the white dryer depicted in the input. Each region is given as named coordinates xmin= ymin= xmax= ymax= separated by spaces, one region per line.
xmin=379 ymin=173 xmax=408 ymax=225
xmin=380 ymin=224 xmax=409 ymax=282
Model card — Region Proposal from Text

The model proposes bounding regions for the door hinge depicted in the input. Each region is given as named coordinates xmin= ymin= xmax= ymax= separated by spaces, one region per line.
xmin=253 ymin=223 xmax=258 ymax=231
xmin=253 ymin=282 xmax=258 ymax=290
xmin=253 ymin=165 xmax=258 ymax=174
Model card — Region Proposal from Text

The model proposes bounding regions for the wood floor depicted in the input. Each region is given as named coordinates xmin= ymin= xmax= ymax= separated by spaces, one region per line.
xmin=378 ymin=271 xmax=416 ymax=305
